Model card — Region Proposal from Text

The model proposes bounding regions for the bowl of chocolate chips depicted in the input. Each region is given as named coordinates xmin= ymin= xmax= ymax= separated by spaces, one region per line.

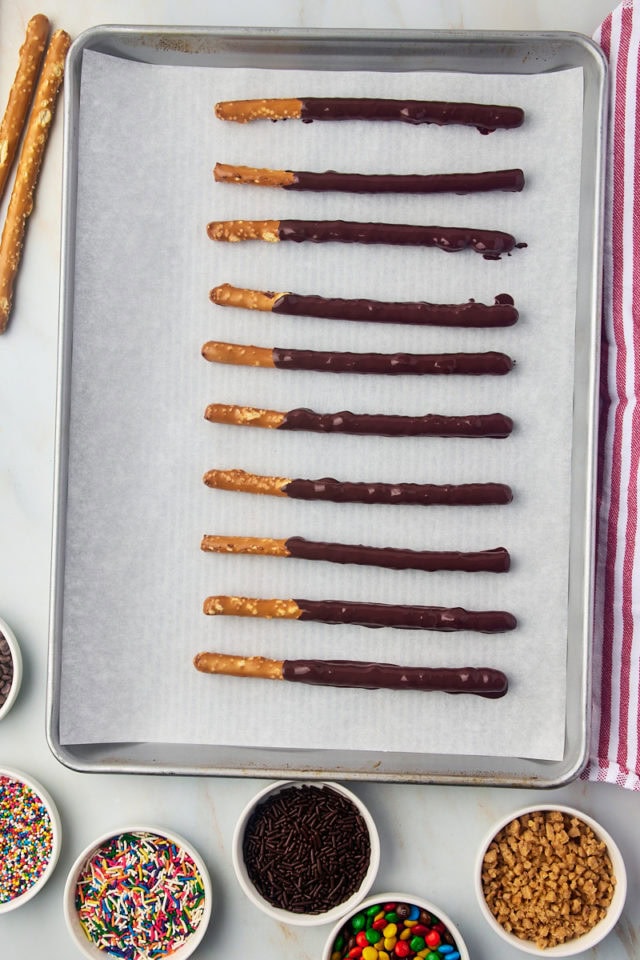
xmin=232 ymin=780 xmax=379 ymax=926
xmin=0 ymin=617 xmax=22 ymax=722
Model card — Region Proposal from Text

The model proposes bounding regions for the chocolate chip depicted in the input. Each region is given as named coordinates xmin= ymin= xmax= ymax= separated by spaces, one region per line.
xmin=0 ymin=631 xmax=14 ymax=710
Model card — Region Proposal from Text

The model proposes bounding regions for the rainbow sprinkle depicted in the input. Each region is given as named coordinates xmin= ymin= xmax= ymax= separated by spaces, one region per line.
xmin=74 ymin=831 xmax=207 ymax=958
xmin=0 ymin=774 xmax=53 ymax=904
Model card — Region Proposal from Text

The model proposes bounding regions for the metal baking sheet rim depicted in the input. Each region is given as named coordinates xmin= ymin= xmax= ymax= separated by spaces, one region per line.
xmin=47 ymin=26 xmax=608 ymax=786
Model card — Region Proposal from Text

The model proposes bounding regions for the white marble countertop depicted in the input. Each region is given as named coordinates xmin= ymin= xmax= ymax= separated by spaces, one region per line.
xmin=1 ymin=1 xmax=638 ymax=957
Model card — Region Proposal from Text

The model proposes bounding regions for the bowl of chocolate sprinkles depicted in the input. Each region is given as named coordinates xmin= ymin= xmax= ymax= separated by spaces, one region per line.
xmin=0 ymin=617 xmax=22 ymax=721
xmin=232 ymin=780 xmax=379 ymax=925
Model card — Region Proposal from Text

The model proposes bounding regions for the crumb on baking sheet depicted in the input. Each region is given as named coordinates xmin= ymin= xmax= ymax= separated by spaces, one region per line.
xmin=481 ymin=809 xmax=616 ymax=949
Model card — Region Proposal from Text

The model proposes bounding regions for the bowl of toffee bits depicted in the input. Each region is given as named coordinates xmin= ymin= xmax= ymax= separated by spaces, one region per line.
xmin=0 ymin=617 xmax=22 ymax=721
xmin=476 ymin=804 xmax=627 ymax=956
xmin=232 ymin=780 xmax=379 ymax=925
xmin=323 ymin=892 xmax=470 ymax=960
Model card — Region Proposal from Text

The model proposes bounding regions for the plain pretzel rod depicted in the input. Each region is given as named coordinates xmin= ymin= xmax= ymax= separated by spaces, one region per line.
xmin=193 ymin=652 xmax=509 ymax=698
xmin=0 ymin=28 xmax=71 ymax=333
xmin=0 ymin=14 xmax=50 ymax=202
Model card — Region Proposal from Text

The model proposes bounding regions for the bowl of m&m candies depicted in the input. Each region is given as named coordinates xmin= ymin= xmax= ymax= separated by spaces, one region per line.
xmin=63 ymin=825 xmax=212 ymax=959
xmin=0 ymin=767 xmax=61 ymax=913
xmin=323 ymin=893 xmax=470 ymax=960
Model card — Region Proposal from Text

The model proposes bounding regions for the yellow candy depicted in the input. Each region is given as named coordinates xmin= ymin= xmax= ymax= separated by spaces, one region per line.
xmin=377 ymin=953 xmax=390 ymax=960
xmin=384 ymin=938 xmax=397 ymax=951
xmin=383 ymin=924 xmax=398 ymax=938
xmin=374 ymin=911 xmax=385 ymax=922
xmin=417 ymin=951 xmax=429 ymax=959
xmin=362 ymin=948 xmax=378 ymax=960
xmin=331 ymin=953 xmax=341 ymax=960
xmin=404 ymin=920 xmax=417 ymax=928
xmin=399 ymin=928 xmax=411 ymax=940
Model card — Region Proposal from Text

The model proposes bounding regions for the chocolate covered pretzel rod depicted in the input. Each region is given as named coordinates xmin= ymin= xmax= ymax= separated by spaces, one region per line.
xmin=194 ymin=652 xmax=509 ymax=698
xmin=204 ymin=404 xmax=513 ymax=438
xmin=214 ymin=162 xmax=525 ymax=195
xmin=203 ymin=469 xmax=514 ymax=506
xmin=201 ymin=535 xmax=510 ymax=573
xmin=207 ymin=219 xmax=517 ymax=257
xmin=202 ymin=340 xmax=514 ymax=376
xmin=211 ymin=284 xmax=518 ymax=327
xmin=202 ymin=596 xmax=517 ymax=632
xmin=0 ymin=15 xmax=50 ymax=202
xmin=214 ymin=97 xmax=524 ymax=133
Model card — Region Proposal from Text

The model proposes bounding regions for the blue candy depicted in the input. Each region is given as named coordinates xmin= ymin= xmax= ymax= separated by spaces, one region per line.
xmin=408 ymin=904 xmax=420 ymax=921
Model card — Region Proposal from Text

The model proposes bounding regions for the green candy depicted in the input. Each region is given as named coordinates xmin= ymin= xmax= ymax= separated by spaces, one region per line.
xmin=334 ymin=934 xmax=345 ymax=950
xmin=410 ymin=937 xmax=426 ymax=952
xmin=366 ymin=929 xmax=381 ymax=944
xmin=351 ymin=914 xmax=366 ymax=931
xmin=385 ymin=912 xmax=398 ymax=923
xmin=426 ymin=953 xmax=440 ymax=960
xmin=365 ymin=904 xmax=382 ymax=917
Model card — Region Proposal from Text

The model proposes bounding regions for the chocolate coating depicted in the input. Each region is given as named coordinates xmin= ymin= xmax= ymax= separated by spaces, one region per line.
xmin=284 ymin=478 xmax=513 ymax=506
xmin=279 ymin=408 xmax=513 ymax=438
xmin=298 ymin=97 xmax=524 ymax=134
xmin=293 ymin=599 xmax=516 ymax=632
xmin=278 ymin=219 xmax=516 ymax=256
xmin=287 ymin=169 xmax=525 ymax=194
xmin=285 ymin=538 xmax=510 ymax=572
xmin=282 ymin=659 xmax=509 ymax=698
xmin=272 ymin=347 xmax=513 ymax=375
xmin=272 ymin=292 xmax=517 ymax=327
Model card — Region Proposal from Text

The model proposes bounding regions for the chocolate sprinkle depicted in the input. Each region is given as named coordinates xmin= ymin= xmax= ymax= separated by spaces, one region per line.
xmin=242 ymin=785 xmax=371 ymax=914
xmin=0 ymin=632 xmax=14 ymax=710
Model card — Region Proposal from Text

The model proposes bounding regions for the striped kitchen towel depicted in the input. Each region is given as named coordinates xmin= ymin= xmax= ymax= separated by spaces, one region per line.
xmin=586 ymin=0 xmax=640 ymax=789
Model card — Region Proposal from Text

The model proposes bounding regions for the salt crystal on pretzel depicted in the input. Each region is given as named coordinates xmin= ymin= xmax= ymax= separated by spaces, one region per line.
xmin=0 ymin=15 xmax=50 ymax=202
xmin=0 ymin=28 xmax=71 ymax=333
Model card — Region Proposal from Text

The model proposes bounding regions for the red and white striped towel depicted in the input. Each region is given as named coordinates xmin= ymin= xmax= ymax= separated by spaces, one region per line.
xmin=586 ymin=0 xmax=640 ymax=789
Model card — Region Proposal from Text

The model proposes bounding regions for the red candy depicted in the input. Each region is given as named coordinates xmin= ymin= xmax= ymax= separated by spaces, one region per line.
xmin=425 ymin=930 xmax=441 ymax=948
xmin=394 ymin=943 xmax=411 ymax=957
xmin=356 ymin=933 xmax=369 ymax=947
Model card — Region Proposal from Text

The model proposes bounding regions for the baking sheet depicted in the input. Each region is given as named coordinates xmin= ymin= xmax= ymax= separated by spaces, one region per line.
xmin=48 ymin=27 xmax=607 ymax=783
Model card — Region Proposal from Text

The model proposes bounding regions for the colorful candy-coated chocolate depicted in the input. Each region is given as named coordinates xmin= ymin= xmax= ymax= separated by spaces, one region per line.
xmin=328 ymin=901 xmax=461 ymax=960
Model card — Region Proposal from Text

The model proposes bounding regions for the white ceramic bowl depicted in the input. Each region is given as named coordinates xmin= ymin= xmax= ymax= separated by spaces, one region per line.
xmin=232 ymin=780 xmax=380 ymax=926
xmin=322 ymin=891 xmax=471 ymax=960
xmin=0 ymin=766 xmax=61 ymax=913
xmin=475 ymin=804 xmax=627 ymax=956
xmin=64 ymin=825 xmax=212 ymax=959
xmin=0 ymin=616 xmax=23 ymax=721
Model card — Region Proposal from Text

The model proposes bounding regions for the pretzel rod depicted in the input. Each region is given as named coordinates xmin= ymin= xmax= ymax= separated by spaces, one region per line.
xmin=214 ymin=162 xmax=525 ymax=195
xmin=201 ymin=534 xmax=510 ymax=573
xmin=202 ymin=468 xmax=514 ymax=506
xmin=211 ymin=283 xmax=518 ymax=327
xmin=204 ymin=403 xmax=514 ymax=438
xmin=202 ymin=595 xmax=517 ymax=632
xmin=214 ymin=97 xmax=524 ymax=133
xmin=202 ymin=339 xmax=514 ymax=376
xmin=0 ymin=28 xmax=71 ymax=333
xmin=0 ymin=14 xmax=50 ymax=202
xmin=194 ymin=652 xmax=509 ymax=698
xmin=207 ymin=219 xmax=518 ymax=257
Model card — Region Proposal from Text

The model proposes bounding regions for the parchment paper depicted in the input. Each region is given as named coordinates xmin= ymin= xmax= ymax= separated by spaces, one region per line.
xmin=59 ymin=51 xmax=583 ymax=760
